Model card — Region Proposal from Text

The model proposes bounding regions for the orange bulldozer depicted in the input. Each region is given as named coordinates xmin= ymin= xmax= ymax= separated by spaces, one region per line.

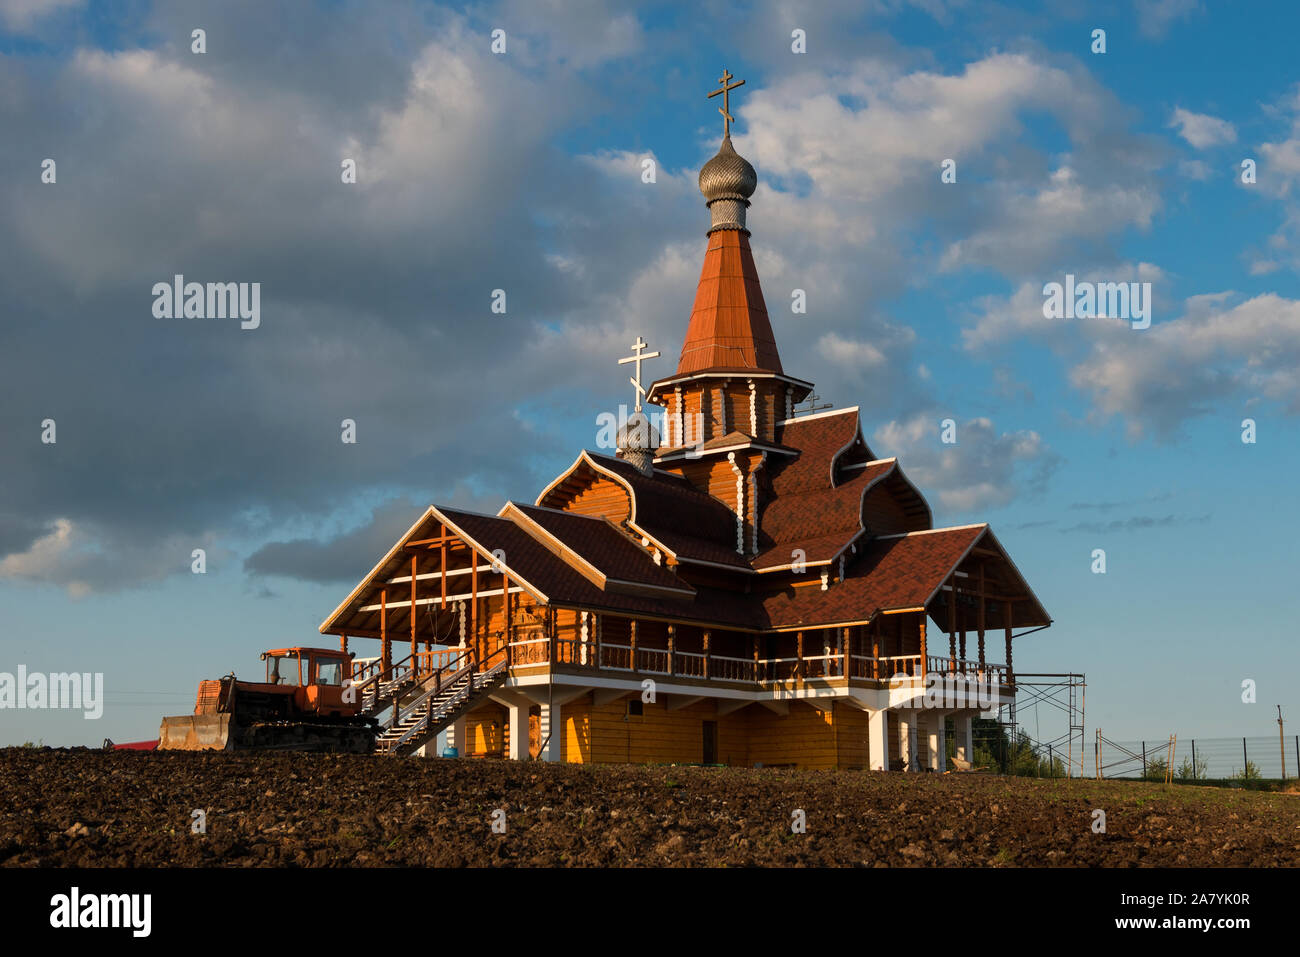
xmin=158 ymin=647 xmax=376 ymax=752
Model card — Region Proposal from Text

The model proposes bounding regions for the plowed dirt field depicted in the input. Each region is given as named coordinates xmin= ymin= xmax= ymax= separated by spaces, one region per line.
xmin=3 ymin=748 xmax=1297 ymax=866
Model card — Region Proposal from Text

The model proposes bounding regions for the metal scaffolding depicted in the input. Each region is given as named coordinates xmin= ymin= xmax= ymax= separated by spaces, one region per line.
xmin=999 ymin=672 xmax=1087 ymax=777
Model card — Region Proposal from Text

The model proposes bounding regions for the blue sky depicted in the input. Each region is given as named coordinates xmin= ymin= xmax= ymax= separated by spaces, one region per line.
xmin=1 ymin=0 xmax=1298 ymax=748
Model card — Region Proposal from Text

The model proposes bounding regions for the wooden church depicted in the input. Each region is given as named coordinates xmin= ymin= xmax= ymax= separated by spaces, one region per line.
xmin=319 ymin=71 xmax=1052 ymax=770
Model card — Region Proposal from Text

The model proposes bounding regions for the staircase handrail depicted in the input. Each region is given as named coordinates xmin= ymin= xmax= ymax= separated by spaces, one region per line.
xmin=387 ymin=646 xmax=477 ymax=730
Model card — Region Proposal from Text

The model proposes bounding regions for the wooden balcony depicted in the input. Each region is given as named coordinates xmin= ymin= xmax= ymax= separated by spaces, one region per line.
xmin=505 ymin=637 xmax=1011 ymax=692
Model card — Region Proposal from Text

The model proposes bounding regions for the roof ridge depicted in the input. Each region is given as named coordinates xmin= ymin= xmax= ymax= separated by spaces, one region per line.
xmin=874 ymin=523 xmax=988 ymax=540
xmin=777 ymin=406 xmax=859 ymax=426
xmin=437 ymin=503 xmax=513 ymax=521
xmin=511 ymin=501 xmax=608 ymax=522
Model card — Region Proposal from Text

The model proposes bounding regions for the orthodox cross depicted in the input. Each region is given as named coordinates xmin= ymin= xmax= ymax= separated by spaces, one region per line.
xmin=796 ymin=391 xmax=833 ymax=414
xmin=618 ymin=336 xmax=660 ymax=411
xmin=707 ymin=68 xmax=745 ymax=138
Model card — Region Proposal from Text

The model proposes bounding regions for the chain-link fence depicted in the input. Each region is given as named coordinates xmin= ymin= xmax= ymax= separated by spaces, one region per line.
xmin=1081 ymin=734 xmax=1297 ymax=780
xmin=965 ymin=720 xmax=1297 ymax=781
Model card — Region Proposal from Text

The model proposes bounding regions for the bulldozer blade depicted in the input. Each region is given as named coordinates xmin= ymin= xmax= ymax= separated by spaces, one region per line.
xmin=158 ymin=713 xmax=232 ymax=751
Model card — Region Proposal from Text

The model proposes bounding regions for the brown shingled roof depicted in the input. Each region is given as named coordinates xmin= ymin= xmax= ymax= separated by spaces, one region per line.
xmin=751 ymin=529 xmax=866 ymax=572
xmin=589 ymin=453 xmax=751 ymax=569
xmin=442 ymin=508 xmax=762 ymax=629
xmin=761 ymin=460 xmax=892 ymax=544
xmin=503 ymin=503 xmax=692 ymax=595
xmin=770 ymin=408 xmax=873 ymax=496
xmin=763 ymin=525 xmax=987 ymax=629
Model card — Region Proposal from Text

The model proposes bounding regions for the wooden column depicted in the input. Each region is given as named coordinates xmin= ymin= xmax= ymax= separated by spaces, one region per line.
xmin=796 ymin=631 xmax=804 ymax=687
xmin=380 ymin=588 xmax=390 ymax=672
xmin=1004 ymin=600 xmax=1014 ymax=682
xmin=667 ymin=624 xmax=675 ymax=676
xmin=947 ymin=572 xmax=957 ymax=674
xmin=440 ymin=535 xmax=448 ymax=611
xmin=842 ymin=627 xmax=851 ymax=677
xmin=703 ymin=630 xmax=711 ymax=680
xmin=503 ymin=573 xmax=512 ymax=666
xmin=630 ymin=619 xmax=638 ymax=672
xmin=595 ymin=613 xmax=602 ymax=670
xmin=978 ymin=563 xmax=987 ymax=669
xmin=339 ymin=633 xmax=348 ymax=655
xmin=959 ymin=630 xmax=966 ymax=662
xmin=410 ymin=554 xmax=419 ymax=674
xmin=918 ymin=615 xmax=927 ymax=678
xmin=753 ymin=634 xmax=760 ymax=681
xmin=871 ymin=620 xmax=880 ymax=680
xmin=547 ymin=606 xmax=556 ymax=666
xmin=470 ymin=554 xmax=479 ymax=652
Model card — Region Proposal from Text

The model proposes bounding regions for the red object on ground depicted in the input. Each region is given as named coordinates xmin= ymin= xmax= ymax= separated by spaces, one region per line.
xmin=110 ymin=740 xmax=158 ymax=751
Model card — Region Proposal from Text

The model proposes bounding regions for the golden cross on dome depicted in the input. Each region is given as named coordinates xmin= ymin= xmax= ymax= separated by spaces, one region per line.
xmin=707 ymin=68 xmax=745 ymax=137
xmin=617 ymin=336 xmax=661 ymax=412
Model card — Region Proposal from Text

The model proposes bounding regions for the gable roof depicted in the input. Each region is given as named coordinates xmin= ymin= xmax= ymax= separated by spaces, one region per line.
xmin=537 ymin=451 xmax=751 ymax=571
xmin=501 ymin=502 xmax=693 ymax=597
xmin=769 ymin=407 xmax=874 ymax=495
xmin=762 ymin=524 xmax=1051 ymax=631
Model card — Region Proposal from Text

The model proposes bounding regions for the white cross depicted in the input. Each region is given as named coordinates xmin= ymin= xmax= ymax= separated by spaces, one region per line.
xmin=617 ymin=336 xmax=660 ymax=411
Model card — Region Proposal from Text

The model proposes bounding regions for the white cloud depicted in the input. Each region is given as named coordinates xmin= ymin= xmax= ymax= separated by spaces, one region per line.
xmin=740 ymin=53 xmax=1163 ymax=280
xmin=1070 ymin=292 xmax=1300 ymax=438
xmin=0 ymin=0 xmax=79 ymax=30
xmin=1169 ymin=107 xmax=1236 ymax=149
xmin=962 ymin=262 xmax=1167 ymax=352
xmin=872 ymin=414 xmax=1057 ymax=512
xmin=940 ymin=168 xmax=1159 ymax=274
xmin=1135 ymin=0 xmax=1203 ymax=38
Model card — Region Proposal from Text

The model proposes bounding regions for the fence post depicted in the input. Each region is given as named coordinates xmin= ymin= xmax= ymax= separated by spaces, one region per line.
xmin=1191 ymin=739 xmax=1197 ymax=781
xmin=1141 ymin=740 xmax=1146 ymax=779
xmin=1048 ymin=743 xmax=1054 ymax=778
xmin=1243 ymin=737 xmax=1248 ymax=776
xmin=1279 ymin=706 xmax=1287 ymax=781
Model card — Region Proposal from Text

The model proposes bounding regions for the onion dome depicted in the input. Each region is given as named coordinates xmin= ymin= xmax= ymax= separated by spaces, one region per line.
xmin=616 ymin=411 xmax=659 ymax=475
xmin=699 ymin=135 xmax=757 ymax=233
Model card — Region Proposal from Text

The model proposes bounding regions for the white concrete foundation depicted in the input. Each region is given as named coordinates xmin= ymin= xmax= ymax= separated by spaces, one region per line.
xmin=955 ymin=713 xmax=974 ymax=762
xmin=446 ymin=716 xmax=467 ymax=755
xmin=867 ymin=709 xmax=889 ymax=771
xmin=539 ymin=702 xmax=561 ymax=762
xmin=506 ymin=704 xmax=529 ymax=760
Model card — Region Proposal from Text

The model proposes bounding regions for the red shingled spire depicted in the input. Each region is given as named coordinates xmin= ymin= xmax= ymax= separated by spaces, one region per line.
xmin=676 ymin=229 xmax=783 ymax=375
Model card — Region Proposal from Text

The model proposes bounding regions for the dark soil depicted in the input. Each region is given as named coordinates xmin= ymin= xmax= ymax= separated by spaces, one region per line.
xmin=3 ymin=748 xmax=1298 ymax=866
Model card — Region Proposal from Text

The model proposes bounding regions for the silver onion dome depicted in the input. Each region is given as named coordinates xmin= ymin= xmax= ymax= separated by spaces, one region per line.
xmin=699 ymin=135 xmax=756 ymax=233
xmin=616 ymin=411 xmax=659 ymax=475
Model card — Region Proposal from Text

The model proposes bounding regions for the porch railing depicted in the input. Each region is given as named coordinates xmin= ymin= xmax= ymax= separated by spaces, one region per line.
xmin=499 ymin=638 xmax=1011 ymax=687
xmin=926 ymin=656 xmax=1010 ymax=685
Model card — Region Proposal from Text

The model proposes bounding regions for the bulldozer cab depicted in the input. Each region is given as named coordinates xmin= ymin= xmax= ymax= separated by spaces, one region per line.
xmin=264 ymin=650 xmax=303 ymax=686
xmin=262 ymin=647 xmax=348 ymax=685
xmin=261 ymin=648 xmax=358 ymax=717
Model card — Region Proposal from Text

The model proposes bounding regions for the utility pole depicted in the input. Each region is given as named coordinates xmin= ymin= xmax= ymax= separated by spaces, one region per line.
xmin=1279 ymin=706 xmax=1287 ymax=781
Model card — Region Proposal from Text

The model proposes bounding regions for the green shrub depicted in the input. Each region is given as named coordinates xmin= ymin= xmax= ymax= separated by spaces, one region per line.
xmin=1234 ymin=761 xmax=1262 ymax=782
xmin=1142 ymin=757 xmax=1169 ymax=782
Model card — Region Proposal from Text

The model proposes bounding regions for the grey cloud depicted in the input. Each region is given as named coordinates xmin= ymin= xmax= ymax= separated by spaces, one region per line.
xmin=245 ymin=498 xmax=426 ymax=585
xmin=1059 ymin=513 xmax=1210 ymax=534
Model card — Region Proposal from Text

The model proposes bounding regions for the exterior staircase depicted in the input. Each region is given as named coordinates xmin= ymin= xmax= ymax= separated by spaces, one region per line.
xmin=365 ymin=652 xmax=508 ymax=757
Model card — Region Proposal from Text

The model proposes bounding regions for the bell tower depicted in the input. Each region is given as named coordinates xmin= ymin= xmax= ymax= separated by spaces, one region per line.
xmin=646 ymin=69 xmax=813 ymax=454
